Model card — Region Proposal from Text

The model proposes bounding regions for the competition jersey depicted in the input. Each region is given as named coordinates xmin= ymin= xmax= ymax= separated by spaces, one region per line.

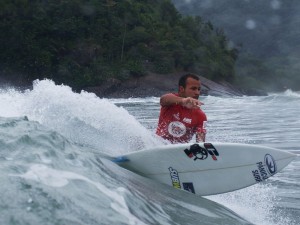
xmin=156 ymin=94 xmax=207 ymax=143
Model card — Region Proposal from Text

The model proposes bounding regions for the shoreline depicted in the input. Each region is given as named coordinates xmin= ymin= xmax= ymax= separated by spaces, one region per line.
xmin=0 ymin=72 xmax=267 ymax=98
xmin=83 ymin=72 xmax=267 ymax=98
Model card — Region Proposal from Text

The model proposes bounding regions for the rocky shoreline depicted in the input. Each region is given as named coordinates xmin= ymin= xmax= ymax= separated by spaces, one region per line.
xmin=0 ymin=72 xmax=267 ymax=98
xmin=84 ymin=72 xmax=267 ymax=98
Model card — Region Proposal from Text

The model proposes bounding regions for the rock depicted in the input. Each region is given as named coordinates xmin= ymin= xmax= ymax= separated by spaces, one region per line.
xmin=83 ymin=72 xmax=253 ymax=98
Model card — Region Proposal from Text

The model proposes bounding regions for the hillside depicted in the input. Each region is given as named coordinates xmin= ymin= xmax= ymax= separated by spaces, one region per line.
xmin=0 ymin=0 xmax=238 ymax=94
xmin=172 ymin=0 xmax=300 ymax=91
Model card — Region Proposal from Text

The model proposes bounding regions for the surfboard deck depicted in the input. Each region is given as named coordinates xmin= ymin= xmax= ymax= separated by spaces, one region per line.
xmin=111 ymin=142 xmax=296 ymax=196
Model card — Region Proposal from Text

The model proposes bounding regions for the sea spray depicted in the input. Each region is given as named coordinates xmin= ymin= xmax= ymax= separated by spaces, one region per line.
xmin=0 ymin=79 xmax=162 ymax=155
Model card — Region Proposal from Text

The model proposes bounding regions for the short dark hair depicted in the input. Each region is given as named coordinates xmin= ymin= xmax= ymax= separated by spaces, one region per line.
xmin=178 ymin=73 xmax=200 ymax=88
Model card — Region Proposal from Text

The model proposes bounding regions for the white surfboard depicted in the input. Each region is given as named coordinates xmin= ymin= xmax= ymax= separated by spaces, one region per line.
xmin=112 ymin=142 xmax=296 ymax=196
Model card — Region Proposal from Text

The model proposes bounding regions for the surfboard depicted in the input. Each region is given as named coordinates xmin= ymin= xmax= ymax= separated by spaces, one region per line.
xmin=111 ymin=142 xmax=296 ymax=196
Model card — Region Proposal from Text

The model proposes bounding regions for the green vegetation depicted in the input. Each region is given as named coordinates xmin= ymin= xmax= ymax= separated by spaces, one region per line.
xmin=0 ymin=0 xmax=238 ymax=91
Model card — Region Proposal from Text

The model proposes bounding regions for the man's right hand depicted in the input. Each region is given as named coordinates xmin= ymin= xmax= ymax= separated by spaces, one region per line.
xmin=181 ymin=97 xmax=203 ymax=109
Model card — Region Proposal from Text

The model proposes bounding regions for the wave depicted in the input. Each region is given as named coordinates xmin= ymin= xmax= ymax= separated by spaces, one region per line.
xmin=0 ymin=79 xmax=162 ymax=155
xmin=282 ymin=89 xmax=300 ymax=97
xmin=0 ymin=116 xmax=251 ymax=225
xmin=266 ymin=89 xmax=300 ymax=99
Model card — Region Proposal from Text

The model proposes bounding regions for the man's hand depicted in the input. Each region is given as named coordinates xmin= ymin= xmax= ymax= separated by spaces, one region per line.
xmin=196 ymin=132 xmax=206 ymax=142
xmin=181 ymin=97 xmax=203 ymax=109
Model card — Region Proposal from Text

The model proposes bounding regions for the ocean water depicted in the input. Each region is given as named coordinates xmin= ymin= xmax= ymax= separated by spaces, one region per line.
xmin=0 ymin=79 xmax=299 ymax=225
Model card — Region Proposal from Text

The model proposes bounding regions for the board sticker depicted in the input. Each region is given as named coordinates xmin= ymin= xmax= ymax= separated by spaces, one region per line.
xmin=183 ymin=183 xmax=195 ymax=194
xmin=252 ymin=154 xmax=277 ymax=182
xmin=265 ymin=154 xmax=277 ymax=175
xmin=184 ymin=143 xmax=219 ymax=161
xmin=169 ymin=167 xmax=181 ymax=189
xmin=184 ymin=144 xmax=208 ymax=160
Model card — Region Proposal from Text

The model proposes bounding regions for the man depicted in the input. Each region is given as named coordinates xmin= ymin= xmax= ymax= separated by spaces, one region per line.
xmin=156 ymin=74 xmax=207 ymax=143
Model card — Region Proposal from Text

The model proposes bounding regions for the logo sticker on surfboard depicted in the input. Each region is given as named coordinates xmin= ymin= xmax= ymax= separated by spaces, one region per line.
xmin=184 ymin=143 xmax=219 ymax=161
xmin=183 ymin=182 xmax=195 ymax=194
xmin=169 ymin=167 xmax=196 ymax=194
xmin=169 ymin=167 xmax=181 ymax=189
xmin=252 ymin=154 xmax=277 ymax=182
xmin=264 ymin=154 xmax=277 ymax=175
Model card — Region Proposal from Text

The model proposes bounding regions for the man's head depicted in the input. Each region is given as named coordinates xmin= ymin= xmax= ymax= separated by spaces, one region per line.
xmin=178 ymin=74 xmax=201 ymax=99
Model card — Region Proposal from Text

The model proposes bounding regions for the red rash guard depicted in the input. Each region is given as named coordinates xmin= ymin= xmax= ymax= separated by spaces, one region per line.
xmin=156 ymin=95 xmax=207 ymax=143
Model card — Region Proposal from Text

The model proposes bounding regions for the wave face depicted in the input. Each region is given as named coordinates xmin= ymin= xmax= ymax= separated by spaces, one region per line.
xmin=0 ymin=80 xmax=252 ymax=225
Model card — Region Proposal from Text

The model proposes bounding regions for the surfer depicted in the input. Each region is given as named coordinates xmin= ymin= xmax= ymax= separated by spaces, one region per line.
xmin=156 ymin=73 xmax=207 ymax=143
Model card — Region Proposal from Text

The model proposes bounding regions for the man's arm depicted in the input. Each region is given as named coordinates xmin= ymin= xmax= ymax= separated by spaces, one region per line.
xmin=160 ymin=93 xmax=183 ymax=106
xmin=160 ymin=93 xmax=203 ymax=109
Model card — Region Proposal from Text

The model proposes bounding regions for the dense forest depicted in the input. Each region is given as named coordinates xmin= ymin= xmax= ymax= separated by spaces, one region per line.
xmin=172 ymin=0 xmax=300 ymax=91
xmin=0 ymin=0 xmax=238 ymax=91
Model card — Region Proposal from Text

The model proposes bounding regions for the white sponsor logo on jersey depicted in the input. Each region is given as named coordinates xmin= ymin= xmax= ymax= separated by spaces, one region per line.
xmin=173 ymin=113 xmax=180 ymax=120
xmin=168 ymin=121 xmax=186 ymax=137
xmin=183 ymin=118 xmax=192 ymax=124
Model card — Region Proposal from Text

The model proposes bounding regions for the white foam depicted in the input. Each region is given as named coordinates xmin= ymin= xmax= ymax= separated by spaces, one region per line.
xmin=0 ymin=79 xmax=161 ymax=155
xmin=207 ymin=183 xmax=295 ymax=225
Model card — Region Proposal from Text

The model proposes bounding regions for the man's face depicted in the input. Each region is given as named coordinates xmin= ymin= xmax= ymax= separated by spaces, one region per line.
xmin=179 ymin=77 xmax=201 ymax=99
